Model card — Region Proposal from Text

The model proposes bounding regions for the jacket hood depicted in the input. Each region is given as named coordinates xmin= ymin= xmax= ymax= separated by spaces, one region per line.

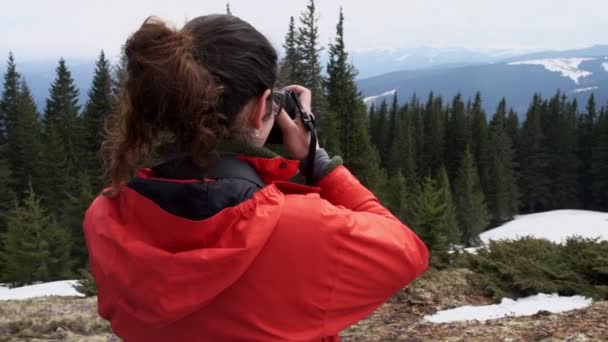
xmin=84 ymin=155 xmax=298 ymax=328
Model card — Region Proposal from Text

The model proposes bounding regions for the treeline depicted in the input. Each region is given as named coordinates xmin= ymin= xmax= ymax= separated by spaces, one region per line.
xmin=0 ymin=52 xmax=118 ymax=286
xmin=1 ymin=0 xmax=608 ymax=286
xmin=276 ymin=1 xmax=608 ymax=254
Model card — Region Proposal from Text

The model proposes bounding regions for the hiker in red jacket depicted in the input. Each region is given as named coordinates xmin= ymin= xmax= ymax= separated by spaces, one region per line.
xmin=84 ymin=14 xmax=428 ymax=342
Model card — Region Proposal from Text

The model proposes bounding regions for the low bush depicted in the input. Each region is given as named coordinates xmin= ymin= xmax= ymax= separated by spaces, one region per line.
xmin=454 ymin=237 xmax=608 ymax=300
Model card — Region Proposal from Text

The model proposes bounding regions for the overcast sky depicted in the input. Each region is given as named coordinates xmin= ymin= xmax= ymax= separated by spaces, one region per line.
xmin=1 ymin=0 xmax=607 ymax=62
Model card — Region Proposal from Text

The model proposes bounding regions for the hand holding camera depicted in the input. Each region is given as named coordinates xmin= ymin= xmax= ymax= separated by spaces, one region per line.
xmin=273 ymin=85 xmax=320 ymax=161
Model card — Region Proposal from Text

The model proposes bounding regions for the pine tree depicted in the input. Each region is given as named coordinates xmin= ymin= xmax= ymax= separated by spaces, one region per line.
xmin=82 ymin=51 xmax=113 ymax=190
xmin=470 ymin=92 xmax=490 ymax=193
xmin=325 ymin=8 xmax=382 ymax=189
xmin=388 ymin=103 xmax=416 ymax=179
xmin=1 ymin=185 xmax=71 ymax=286
xmin=278 ymin=17 xmax=302 ymax=86
xmin=61 ymin=173 xmax=94 ymax=271
xmin=486 ymin=98 xmax=520 ymax=223
xmin=454 ymin=148 xmax=490 ymax=245
xmin=44 ymin=58 xmax=84 ymax=175
xmin=519 ymin=94 xmax=550 ymax=212
xmin=11 ymin=80 xmax=44 ymax=197
xmin=1 ymin=53 xmax=20 ymax=142
xmin=445 ymin=93 xmax=470 ymax=180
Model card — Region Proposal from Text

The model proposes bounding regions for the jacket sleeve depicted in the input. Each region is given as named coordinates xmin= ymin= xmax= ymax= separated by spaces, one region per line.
xmin=316 ymin=165 xmax=429 ymax=334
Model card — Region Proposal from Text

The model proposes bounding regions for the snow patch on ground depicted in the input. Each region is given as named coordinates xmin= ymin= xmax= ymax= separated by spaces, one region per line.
xmin=479 ymin=210 xmax=608 ymax=244
xmin=508 ymin=58 xmax=595 ymax=84
xmin=363 ymin=89 xmax=397 ymax=104
xmin=0 ymin=280 xmax=84 ymax=301
xmin=425 ymin=293 xmax=592 ymax=323
xmin=572 ymin=86 xmax=599 ymax=93
xmin=603 ymin=62 xmax=608 ymax=73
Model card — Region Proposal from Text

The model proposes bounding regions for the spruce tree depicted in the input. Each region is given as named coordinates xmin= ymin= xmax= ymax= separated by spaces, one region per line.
xmin=579 ymin=94 xmax=596 ymax=208
xmin=486 ymin=98 xmax=520 ymax=223
xmin=112 ymin=47 xmax=127 ymax=106
xmin=542 ymin=92 xmax=579 ymax=208
xmin=409 ymin=175 xmax=457 ymax=252
xmin=423 ymin=93 xmax=445 ymax=175
xmin=44 ymin=58 xmax=84 ymax=174
xmin=454 ymin=148 xmax=490 ymax=245
xmin=11 ymin=80 xmax=44 ymax=197
xmin=1 ymin=185 xmax=71 ymax=286
xmin=445 ymin=93 xmax=470 ymax=180
xmin=61 ymin=173 xmax=94 ymax=271
xmin=506 ymin=109 xmax=520 ymax=143
xmin=437 ymin=166 xmax=461 ymax=244
xmin=82 ymin=51 xmax=113 ymax=190
xmin=384 ymin=93 xmax=399 ymax=169
xmin=1 ymin=53 xmax=20 ymax=142
xmin=592 ymin=107 xmax=608 ymax=209
xmin=325 ymin=8 xmax=381 ymax=188
xmin=519 ymin=94 xmax=550 ymax=212
xmin=296 ymin=0 xmax=324 ymax=116
xmin=470 ymin=92 xmax=490 ymax=193
xmin=278 ymin=17 xmax=303 ymax=86
xmin=0 ymin=143 xmax=15 ymax=279
xmin=0 ymin=143 xmax=15 ymax=231
xmin=39 ymin=122 xmax=69 ymax=217
xmin=226 ymin=2 xmax=232 ymax=15
xmin=381 ymin=170 xmax=408 ymax=221
xmin=370 ymin=99 xmax=388 ymax=155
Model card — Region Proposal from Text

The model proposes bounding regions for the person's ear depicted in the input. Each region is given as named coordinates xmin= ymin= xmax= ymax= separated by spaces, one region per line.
xmin=250 ymin=89 xmax=272 ymax=130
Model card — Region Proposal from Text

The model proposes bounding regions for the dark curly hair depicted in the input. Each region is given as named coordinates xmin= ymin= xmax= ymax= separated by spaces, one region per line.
xmin=102 ymin=15 xmax=278 ymax=196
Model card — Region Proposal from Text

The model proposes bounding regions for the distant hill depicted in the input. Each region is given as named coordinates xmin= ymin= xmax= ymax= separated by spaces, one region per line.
xmin=1 ymin=45 xmax=607 ymax=115
xmin=357 ymin=52 xmax=608 ymax=117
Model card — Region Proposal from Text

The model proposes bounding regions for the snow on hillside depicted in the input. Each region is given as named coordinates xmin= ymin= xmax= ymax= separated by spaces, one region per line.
xmin=363 ymin=89 xmax=397 ymax=104
xmin=0 ymin=280 xmax=84 ymax=301
xmin=480 ymin=210 xmax=608 ymax=244
xmin=603 ymin=62 xmax=608 ymax=73
xmin=508 ymin=58 xmax=595 ymax=84
xmin=425 ymin=293 xmax=592 ymax=323
xmin=572 ymin=86 xmax=599 ymax=93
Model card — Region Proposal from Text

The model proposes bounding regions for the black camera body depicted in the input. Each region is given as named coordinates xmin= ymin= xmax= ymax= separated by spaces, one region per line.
xmin=266 ymin=89 xmax=299 ymax=144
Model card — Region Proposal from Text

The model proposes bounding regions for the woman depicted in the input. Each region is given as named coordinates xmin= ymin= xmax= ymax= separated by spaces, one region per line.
xmin=84 ymin=14 xmax=428 ymax=342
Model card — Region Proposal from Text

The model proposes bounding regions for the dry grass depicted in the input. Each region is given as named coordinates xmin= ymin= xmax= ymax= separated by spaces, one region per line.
xmin=1 ymin=269 xmax=606 ymax=341
xmin=0 ymin=296 xmax=116 ymax=342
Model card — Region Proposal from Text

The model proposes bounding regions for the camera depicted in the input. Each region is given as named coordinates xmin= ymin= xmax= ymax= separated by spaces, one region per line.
xmin=266 ymin=89 xmax=299 ymax=144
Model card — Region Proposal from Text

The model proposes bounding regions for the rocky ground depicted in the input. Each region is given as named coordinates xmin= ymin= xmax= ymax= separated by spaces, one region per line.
xmin=0 ymin=269 xmax=606 ymax=341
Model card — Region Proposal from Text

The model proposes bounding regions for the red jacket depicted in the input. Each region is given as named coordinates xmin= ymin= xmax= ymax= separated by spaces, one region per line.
xmin=84 ymin=154 xmax=428 ymax=341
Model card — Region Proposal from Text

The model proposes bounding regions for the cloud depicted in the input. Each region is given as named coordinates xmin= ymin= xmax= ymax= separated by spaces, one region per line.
xmin=1 ymin=0 xmax=607 ymax=61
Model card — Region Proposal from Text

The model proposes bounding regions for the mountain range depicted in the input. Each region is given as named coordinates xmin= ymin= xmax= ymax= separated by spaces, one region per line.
xmin=357 ymin=45 xmax=608 ymax=116
xmin=1 ymin=45 xmax=607 ymax=117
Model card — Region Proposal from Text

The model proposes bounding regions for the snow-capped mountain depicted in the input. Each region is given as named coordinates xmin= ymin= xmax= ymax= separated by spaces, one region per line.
xmin=350 ymin=46 xmax=528 ymax=79
xmin=358 ymin=53 xmax=608 ymax=117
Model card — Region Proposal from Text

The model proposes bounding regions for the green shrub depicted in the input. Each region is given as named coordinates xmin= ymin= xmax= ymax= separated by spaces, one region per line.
xmin=457 ymin=237 xmax=608 ymax=300
xmin=73 ymin=267 xmax=97 ymax=297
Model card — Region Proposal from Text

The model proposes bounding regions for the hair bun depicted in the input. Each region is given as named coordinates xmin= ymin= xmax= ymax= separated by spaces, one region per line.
xmin=125 ymin=17 xmax=193 ymax=74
